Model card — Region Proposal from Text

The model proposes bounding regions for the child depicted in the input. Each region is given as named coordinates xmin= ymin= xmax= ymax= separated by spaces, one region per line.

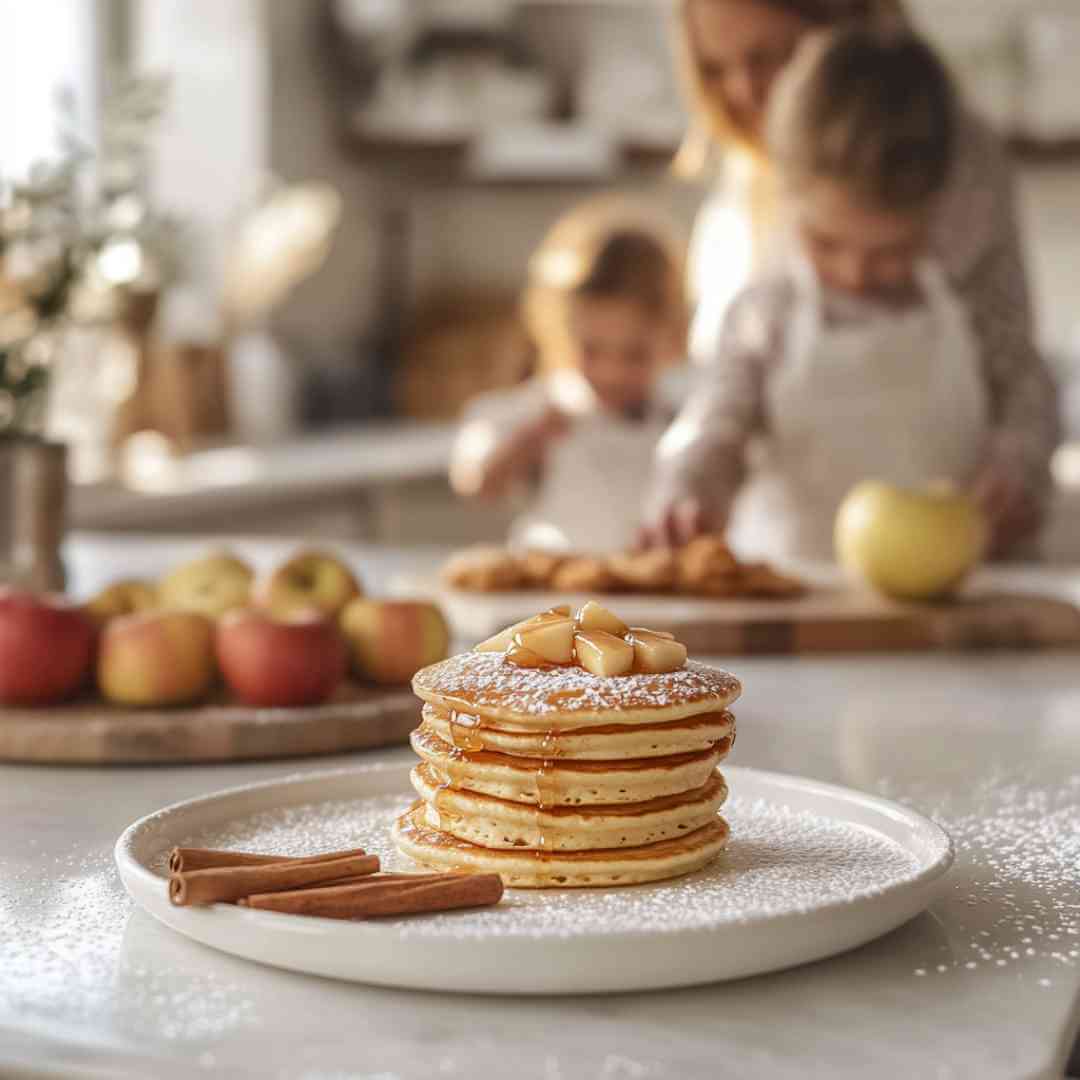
xmin=645 ymin=22 xmax=1058 ymax=561
xmin=451 ymin=200 xmax=687 ymax=553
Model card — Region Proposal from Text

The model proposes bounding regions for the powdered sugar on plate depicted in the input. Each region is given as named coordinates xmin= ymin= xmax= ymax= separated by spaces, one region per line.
xmin=162 ymin=784 xmax=929 ymax=941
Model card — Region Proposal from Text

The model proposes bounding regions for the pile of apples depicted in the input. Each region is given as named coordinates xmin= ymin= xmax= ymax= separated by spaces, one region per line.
xmin=0 ymin=549 xmax=449 ymax=709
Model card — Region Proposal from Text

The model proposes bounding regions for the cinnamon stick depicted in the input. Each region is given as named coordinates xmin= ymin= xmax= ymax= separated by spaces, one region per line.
xmin=240 ymin=872 xmax=504 ymax=919
xmin=169 ymin=852 xmax=380 ymax=906
xmin=168 ymin=846 xmax=366 ymax=875
xmin=235 ymin=872 xmax=444 ymax=903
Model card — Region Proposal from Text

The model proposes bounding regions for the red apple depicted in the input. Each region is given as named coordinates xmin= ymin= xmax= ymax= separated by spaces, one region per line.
xmin=216 ymin=608 xmax=346 ymax=708
xmin=339 ymin=599 xmax=449 ymax=685
xmin=0 ymin=588 xmax=96 ymax=705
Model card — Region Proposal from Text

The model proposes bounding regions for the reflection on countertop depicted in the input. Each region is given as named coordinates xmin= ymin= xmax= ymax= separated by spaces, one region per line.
xmin=66 ymin=422 xmax=518 ymax=545
xmin=68 ymin=422 xmax=1080 ymax=562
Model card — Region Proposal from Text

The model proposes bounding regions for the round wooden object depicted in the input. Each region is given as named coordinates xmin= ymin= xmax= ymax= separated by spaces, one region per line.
xmin=0 ymin=683 xmax=419 ymax=765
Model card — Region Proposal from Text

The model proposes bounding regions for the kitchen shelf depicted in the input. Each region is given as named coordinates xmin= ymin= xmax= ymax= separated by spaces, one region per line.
xmin=342 ymin=124 xmax=678 ymax=188
xmin=1007 ymin=135 xmax=1080 ymax=165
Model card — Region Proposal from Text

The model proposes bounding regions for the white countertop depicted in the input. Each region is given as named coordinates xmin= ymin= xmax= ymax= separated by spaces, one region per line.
xmin=3 ymin=536 xmax=1079 ymax=1079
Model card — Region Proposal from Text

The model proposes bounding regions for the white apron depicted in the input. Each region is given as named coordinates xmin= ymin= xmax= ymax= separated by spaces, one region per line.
xmin=512 ymin=406 xmax=668 ymax=554
xmin=728 ymin=259 xmax=990 ymax=562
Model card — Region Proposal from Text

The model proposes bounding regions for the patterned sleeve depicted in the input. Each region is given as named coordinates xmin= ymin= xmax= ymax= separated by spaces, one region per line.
xmin=647 ymin=278 xmax=790 ymax=524
xmin=935 ymin=112 xmax=1061 ymax=502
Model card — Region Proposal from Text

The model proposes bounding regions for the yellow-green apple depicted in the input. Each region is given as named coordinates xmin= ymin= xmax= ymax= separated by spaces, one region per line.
xmin=83 ymin=579 xmax=158 ymax=625
xmin=256 ymin=550 xmax=362 ymax=619
xmin=215 ymin=608 xmax=346 ymax=707
xmin=97 ymin=610 xmax=217 ymax=707
xmin=835 ymin=482 xmax=988 ymax=601
xmin=158 ymin=551 xmax=254 ymax=618
xmin=0 ymin=588 xmax=96 ymax=705
xmin=339 ymin=599 xmax=449 ymax=685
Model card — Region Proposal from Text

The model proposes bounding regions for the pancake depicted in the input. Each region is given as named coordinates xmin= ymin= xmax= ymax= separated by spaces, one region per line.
xmin=398 ymin=610 xmax=742 ymax=888
xmin=394 ymin=802 xmax=730 ymax=887
xmin=412 ymin=652 xmax=741 ymax=730
xmin=423 ymin=703 xmax=735 ymax=760
xmin=411 ymin=762 xmax=728 ymax=851
xmin=411 ymin=724 xmax=730 ymax=806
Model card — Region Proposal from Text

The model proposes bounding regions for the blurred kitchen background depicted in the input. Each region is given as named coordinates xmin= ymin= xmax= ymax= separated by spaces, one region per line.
xmin=4 ymin=0 xmax=1079 ymax=558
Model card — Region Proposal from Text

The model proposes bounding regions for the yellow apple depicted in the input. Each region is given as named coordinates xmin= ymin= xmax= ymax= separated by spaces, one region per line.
xmin=97 ymin=610 xmax=217 ymax=707
xmin=339 ymin=599 xmax=449 ymax=685
xmin=83 ymin=579 xmax=158 ymax=625
xmin=257 ymin=550 xmax=362 ymax=619
xmin=835 ymin=482 xmax=988 ymax=601
xmin=158 ymin=551 xmax=254 ymax=618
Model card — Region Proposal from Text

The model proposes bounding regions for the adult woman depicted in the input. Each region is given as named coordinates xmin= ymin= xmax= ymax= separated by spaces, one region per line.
xmin=655 ymin=0 xmax=1059 ymax=556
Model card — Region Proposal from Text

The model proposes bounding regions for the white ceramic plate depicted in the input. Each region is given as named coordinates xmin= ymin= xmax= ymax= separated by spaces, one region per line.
xmin=115 ymin=764 xmax=952 ymax=994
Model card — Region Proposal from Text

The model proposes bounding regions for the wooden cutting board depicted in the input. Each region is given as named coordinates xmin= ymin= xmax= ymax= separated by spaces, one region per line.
xmin=439 ymin=586 xmax=1080 ymax=655
xmin=0 ymin=683 xmax=418 ymax=765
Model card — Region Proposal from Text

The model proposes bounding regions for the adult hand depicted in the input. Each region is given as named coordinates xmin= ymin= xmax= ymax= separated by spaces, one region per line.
xmin=970 ymin=464 xmax=1042 ymax=558
xmin=636 ymin=497 xmax=716 ymax=550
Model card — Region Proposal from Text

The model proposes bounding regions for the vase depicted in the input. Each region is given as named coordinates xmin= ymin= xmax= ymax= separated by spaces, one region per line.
xmin=0 ymin=438 xmax=68 ymax=592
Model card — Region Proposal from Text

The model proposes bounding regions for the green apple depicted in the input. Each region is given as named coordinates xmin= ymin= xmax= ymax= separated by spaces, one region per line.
xmin=256 ymin=550 xmax=362 ymax=619
xmin=835 ymin=482 xmax=988 ymax=601
xmin=158 ymin=551 xmax=254 ymax=618
xmin=83 ymin=579 xmax=158 ymax=625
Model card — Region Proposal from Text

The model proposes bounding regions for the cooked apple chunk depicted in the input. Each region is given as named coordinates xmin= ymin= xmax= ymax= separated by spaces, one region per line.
xmin=574 ymin=630 xmax=634 ymax=677
xmin=474 ymin=606 xmax=574 ymax=652
xmin=504 ymin=643 xmax=551 ymax=669
xmin=474 ymin=623 xmax=521 ymax=652
xmin=540 ymin=605 xmax=572 ymax=618
xmin=629 ymin=629 xmax=687 ymax=673
xmin=516 ymin=617 xmax=575 ymax=664
xmin=576 ymin=600 xmax=628 ymax=637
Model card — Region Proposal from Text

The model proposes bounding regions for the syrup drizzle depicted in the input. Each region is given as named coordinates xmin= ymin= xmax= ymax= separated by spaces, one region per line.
xmin=533 ymin=725 xmax=561 ymax=856
xmin=429 ymin=707 xmax=490 ymax=830
xmin=430 ymin=764 xmax=453 ymax=831
xmin=430 ymin=752 xmax=468 ymax=831
xmin=447 ymin=708 xmax=485 ymax=753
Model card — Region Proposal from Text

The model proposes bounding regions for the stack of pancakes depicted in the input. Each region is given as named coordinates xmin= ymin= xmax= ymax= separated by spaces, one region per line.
xmin=394 ymin=644 xmax=742 ymax=888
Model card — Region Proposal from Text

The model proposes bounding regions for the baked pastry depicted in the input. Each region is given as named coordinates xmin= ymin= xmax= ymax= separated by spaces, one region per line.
xmin=548 ymin=556 xmax=618 ymax=594
xmin=439 ymin=536 xmax=806 ymax=603
xmin=606 ymin=548 xmax=678 ymax=592
xmin=442 ymin=546 xmax=525 ymax=592
xmin=677 ymin=535 xmax=739 ymax=593
xmin=394 ymin=603 xmax=741 ymax=887
xmin=737 ymin=562 xmax=807 ymax=599
xmin=518 ymin=549 xmax=567 ymax=589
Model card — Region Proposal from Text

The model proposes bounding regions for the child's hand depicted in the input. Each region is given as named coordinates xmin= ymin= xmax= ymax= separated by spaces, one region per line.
xmin=526 ymin=405 xmax=571 ymax=448
xmin=477 ymin=406 xmax=570 ymax=500
xmin=970 ymin=463 xmax=1043 ymax=557
xmin=636 ymin=497 xmax=717 ymax=550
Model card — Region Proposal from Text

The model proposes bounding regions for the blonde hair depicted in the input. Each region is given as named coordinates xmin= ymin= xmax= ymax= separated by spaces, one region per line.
xmin=672 ymin=0 xmax=908 ymax=166
xmin=767 ymin=23 xmax=956 ymax=210
xmin=670 ymin=0 xmax=910 ymax=273
xmin=522 ymin=200 xmax=687 ymax=372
